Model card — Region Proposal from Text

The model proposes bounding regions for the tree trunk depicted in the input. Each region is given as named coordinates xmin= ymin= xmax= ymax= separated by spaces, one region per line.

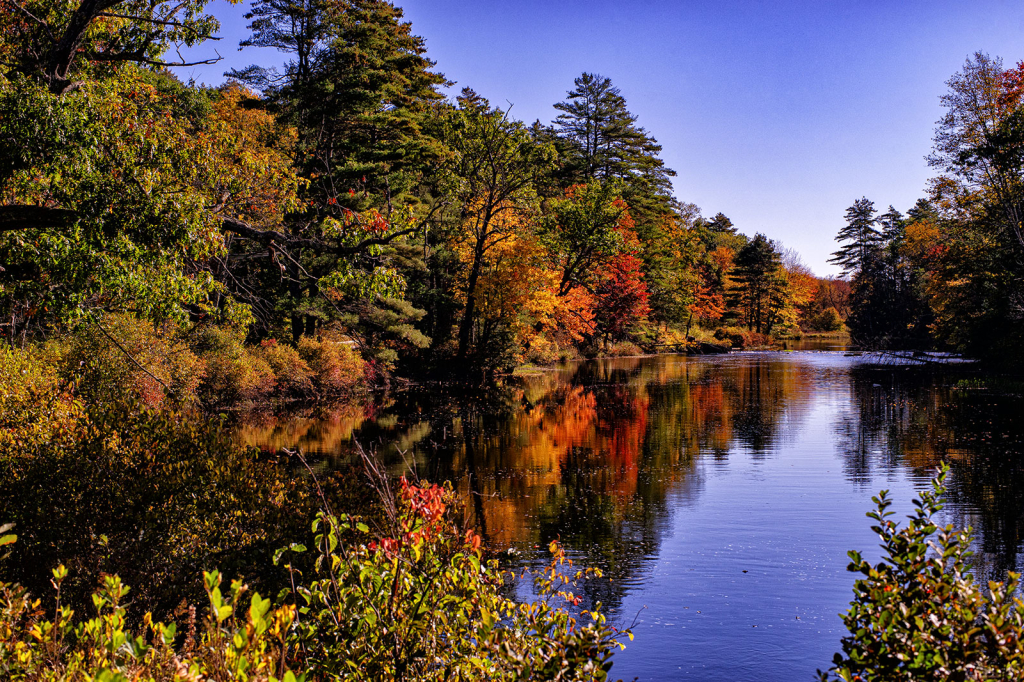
xmin=456 ymin=254 xmax=483 ymax=364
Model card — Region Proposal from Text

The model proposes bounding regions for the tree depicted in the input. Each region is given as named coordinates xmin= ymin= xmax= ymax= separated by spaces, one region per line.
xmin=595 ymin=252 xmax=650 ymax=343
xmin=729 ymin=234 xmax=791 ymax=334
xmin=0 ymin=0 xmax=232 ymax=94
xmin=706 ymin=212 xmax=736 ymax=234
xmin=916 ymin=53 xmax=1024 ymax=365
xmin=539 ymin=182 xmax=626 ymax=296
xmin=437 ymin=89 xmax=552 ymax=365
xmin=225 ymin=0 xmax=450 ymax=340
xmin=829 ymin=197 xmax=881 ymax=277
xmin=929 ymin=52 xmax=1024 ymax=250
xmin=844 ymin=203 xmax=933 ymax=349
xmin=552 ymin=72 xmax=675 ymax=208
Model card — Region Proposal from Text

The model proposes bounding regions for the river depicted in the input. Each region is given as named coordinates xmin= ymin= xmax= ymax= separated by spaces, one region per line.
xmin=240 ymin=352 xmax=1024 ymax=681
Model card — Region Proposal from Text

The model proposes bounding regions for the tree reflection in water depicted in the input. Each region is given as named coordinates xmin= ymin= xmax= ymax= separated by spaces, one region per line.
xmin=239 ymin=355 xmax=1024 ymax=612
xmin=836 ymin=367 xmax=1024 ymax=583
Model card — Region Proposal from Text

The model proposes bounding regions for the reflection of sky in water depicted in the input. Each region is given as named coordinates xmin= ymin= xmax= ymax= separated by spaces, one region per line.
xmin=240 ymin=352 xmax=1024 ymax=681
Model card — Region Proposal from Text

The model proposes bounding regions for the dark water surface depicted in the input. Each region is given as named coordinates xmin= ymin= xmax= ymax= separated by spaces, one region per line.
xmin=240 ymin=352 xmax=1024 ymax=681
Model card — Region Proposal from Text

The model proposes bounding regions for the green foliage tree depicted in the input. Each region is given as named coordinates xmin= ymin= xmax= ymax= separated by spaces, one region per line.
xmin=225 ymin=0 xmax=449 ymax=342
xmin=829 ymin=197 xmax=881 ymax=278
xmin=539 ymin=182 xmax=626 ymax=296
xmin=728 ymin=233 xmax=791 ymax=334
xmin=0 ymin=0 xmax=232 ymax=94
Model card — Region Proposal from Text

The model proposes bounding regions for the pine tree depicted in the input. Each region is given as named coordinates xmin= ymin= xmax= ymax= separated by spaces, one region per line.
xmin=552 ymin=73 xmax=675 ymax=202
xmin=829 ymin=197 xmax=881 ymax=277
xmin=729 ymin=234 xmax=790 ymax=334
xmin=706 ymin=212 xmax=737 ymax=234
xmin=231 ymin=0 xmax=448 ymax=213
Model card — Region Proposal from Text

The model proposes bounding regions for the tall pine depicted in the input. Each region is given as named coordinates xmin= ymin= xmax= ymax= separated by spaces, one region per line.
xmin=829 ymin=197 xmax=880 ymax=277
xmin=552 ymin=73 xmax=675 ymax=207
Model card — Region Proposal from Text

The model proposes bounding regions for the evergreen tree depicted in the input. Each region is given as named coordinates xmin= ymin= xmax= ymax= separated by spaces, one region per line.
xmin=552 ymin=73 xmax=675 ymax=204
xmin=226 ymin=0 xmax=448 ymax=341
xmin=829 ymin=198 xmax=881 ymax=277
xmin=231 ymin=0 xmax=448 ymax=213
xmin=729 ymin=234 xmax=790 ymax=334
xmin=845 ymin=203 xmax=933 ymax=349
xmin=706 ymin=212 xmax=737 ymax=234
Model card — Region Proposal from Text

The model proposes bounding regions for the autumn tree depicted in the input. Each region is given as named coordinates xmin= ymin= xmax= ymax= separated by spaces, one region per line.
xmin=595 ymin=248 xmax=651 ymax=343
xmin=435 ymin=89 xmax=553 ymax=366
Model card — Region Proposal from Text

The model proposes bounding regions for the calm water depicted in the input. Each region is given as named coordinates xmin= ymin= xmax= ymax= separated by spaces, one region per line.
xmin=241 ymin=352 xmax=1024 ymax=681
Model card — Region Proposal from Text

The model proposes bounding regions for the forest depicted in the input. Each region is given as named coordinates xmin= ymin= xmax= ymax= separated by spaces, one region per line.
xmin=0 ymin=0 xmax=858 ymax=406
xmin=834 ymin=53 xmax=1024 ymax=365
xmin=4 ymin=0 xmax=1024 ymax=679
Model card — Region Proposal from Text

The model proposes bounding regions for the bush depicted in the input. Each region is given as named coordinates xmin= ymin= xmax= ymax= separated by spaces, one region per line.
xmin=0 ymin=342 xmax=83 ymax=451
xmin=526 ymin=336 xmax=562 ymax=365
xmin=297 ymin=333 xmax=366 ymax=397
xmin=195 ymin=325 xmax=276 ymax=406
xmin=63 ymin=314 xmax=203 ymax=409
xmin=812 ymin=307 xmax=844 ymax=333
xmin=820 ymin=465 xmax=1024 ymax=681
xmin=0 ymin=478 xmax=630 ymax=681
xmin=0 ymin=401 xmax=317 ymax=620
xmin=606 ymin=340 xmax=643 ymax=357
xmin=712 ymin=326 xmax=773 ymax=349
xmin=255 ymin=338 xmax=314 ymax=397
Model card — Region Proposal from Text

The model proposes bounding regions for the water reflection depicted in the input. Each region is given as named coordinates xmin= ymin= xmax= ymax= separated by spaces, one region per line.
xmin=239 ymin=353 xmax=1024 ymax=680
xmin=836 ymin=367 xmax=1024 ymax=582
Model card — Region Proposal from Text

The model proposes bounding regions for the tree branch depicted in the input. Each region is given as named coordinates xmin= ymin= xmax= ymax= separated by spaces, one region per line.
xmin=0 ymin=205 xmax=77 ymax=231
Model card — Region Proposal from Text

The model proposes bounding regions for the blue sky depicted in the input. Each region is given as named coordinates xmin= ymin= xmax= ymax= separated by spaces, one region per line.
xmin=179 ymin=0 xmax=1024 ymax=276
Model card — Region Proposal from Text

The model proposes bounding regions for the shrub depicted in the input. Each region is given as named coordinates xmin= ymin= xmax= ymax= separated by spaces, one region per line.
xmin=63 ymin=314 xmax=203 ymax=409
xmin=256 ymin=339 xmax=314 ymax=398
xmin=0 ymin=342 xmax=83 ymax=451
xmin=297 ymin=333 xmax=365 ymax=397
xmin=712 ymin=326 xmax=773 ymax=349
xmin=820 ymin=465 xmax=1024 ymax=681
xmin=0 ymin=478 xmax=630 ymax=681
xmin=812 ymin=307 xmax=844 ymax=333
xmin=606 ymin=340 xmax=643 ymax=357
xmin=0 ymin=556 xmax=300 ymax=682
xmin=0 ymin=403 xmax=315 ymax=620
xmin=526 ymin=336 xmax=562 ymax=365
xmin=195 ymin=326 xmax=276 ymax=406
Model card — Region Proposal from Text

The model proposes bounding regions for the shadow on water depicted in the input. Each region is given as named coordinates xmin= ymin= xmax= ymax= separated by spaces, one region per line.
xmin=239 ymin=353 xmax=1024 ymax=679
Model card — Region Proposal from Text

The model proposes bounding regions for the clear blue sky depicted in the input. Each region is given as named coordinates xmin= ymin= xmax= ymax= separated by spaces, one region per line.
xmin=179 ymin=0 xmax=1024 ymax=276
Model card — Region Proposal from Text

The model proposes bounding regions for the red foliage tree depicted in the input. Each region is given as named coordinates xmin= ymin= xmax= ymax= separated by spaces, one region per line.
xmin=595 ymin=251 xmax=651 ymax=342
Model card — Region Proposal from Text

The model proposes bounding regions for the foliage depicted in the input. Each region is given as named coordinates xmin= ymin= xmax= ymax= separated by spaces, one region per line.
xmin=728 ymin=234 xmax=791 ymax=335
xmin=1 ymin=0 xmax=834 ymax=376
xmin=0 ymin=475 xmax=629 ymax=681
xmin=63 ymin=314 xmax=204 ymax=410
xmin=0 ymin=565 xmax=299 ymax=682
xmin=0 ymin=395 xmax=317 ymax=619
xmin=835 ymin=52 xmax=1024 ymax=362
xmin=821 ymin=466 xmax=1024 ymax=681
xmin=296 ymin=332 xmax=366 ymax=397
xmin=550 ymin=72 xmax=675 ymax=213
